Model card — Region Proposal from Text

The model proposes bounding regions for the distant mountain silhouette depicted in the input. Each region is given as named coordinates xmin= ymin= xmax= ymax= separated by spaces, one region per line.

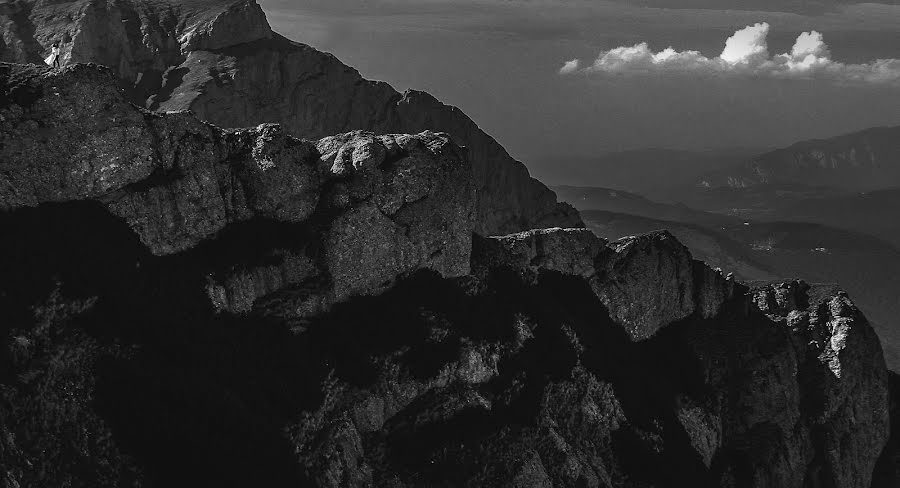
xmin=699 ymin=126 xmax=900 ymax=193
xmin=534 ymin=147 xmax=759 ymax=200
xmin=554 ymin=185 xmax=734 ymax=227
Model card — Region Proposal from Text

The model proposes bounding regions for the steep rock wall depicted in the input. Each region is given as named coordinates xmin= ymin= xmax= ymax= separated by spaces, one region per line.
xmin=1 ymin=62 xmax=475 ymax=313
xmin=0 ymin=0 xmax=581 ymax=236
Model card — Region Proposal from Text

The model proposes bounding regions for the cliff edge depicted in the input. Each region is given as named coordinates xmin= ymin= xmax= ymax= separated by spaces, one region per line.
xmin=0 ymin=0 xmax=582 ymax=236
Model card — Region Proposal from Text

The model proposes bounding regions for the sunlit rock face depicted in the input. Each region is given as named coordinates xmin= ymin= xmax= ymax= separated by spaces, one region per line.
xmin=1 ymin=63 xmax=475 ymax=315
xmin=592 ymin=231 xmax=698 ymax=341
xmin=0 ymin=0 xmax=581 ymax=237
xmin=474 ymin=229 xmax=738 ymax=342
xmin=0 ymin=0 xmax=272 ymax=81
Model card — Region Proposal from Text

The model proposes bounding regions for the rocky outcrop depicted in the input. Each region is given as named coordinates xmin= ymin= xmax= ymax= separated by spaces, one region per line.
xmin=472 ymin=227 xmax=605 ymax=281
xmin=592 ymin=231 xmax=698 ymax=341
xmin=481 ymin=245 xmax=890 ymax=488
xmin=167 ymin=37 xmax=584 ymax=236
xmin=0 ymin=0 xmax=271 ymax=81
xmin=0 ymin=0 xmax=581 ymax=236
xmin=475 ymin=229 xmax=739 ymax=342
xmin=732 ymin=281 xmax=890 ymax=488
xmin=1 ymin=62 xmax=475 ymax=313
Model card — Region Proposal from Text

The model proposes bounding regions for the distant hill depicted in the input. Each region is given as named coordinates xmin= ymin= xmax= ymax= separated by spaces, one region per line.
xmin=699 ymin=126 xmax=900 ymax=193
xmin=554 ymin=185 xmax=734 ymax=227
xmin=533 ymin=148 xmax=759 ymax=201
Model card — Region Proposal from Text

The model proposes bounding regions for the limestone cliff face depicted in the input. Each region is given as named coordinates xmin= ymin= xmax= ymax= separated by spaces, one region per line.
xmin=0 ymin=0 xmax=582 ymax=236
xmin=0 ymin=0 xmax=270 ymax=79
xmin=469 ymin=234 xmax=889 ymax=488
xmin=163 ymin=35 xmax=584 ymax=236
xmin=1 ymin=62 xmax=475 ymax=314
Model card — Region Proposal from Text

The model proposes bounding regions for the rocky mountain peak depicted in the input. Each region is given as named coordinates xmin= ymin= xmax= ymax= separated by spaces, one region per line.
xmin=1 ymin=62 xmax=475 ymax=315
xmin=1 ymin=0 xmax=582 ymax=236
xmin=178 ymin=0 xmax=272 ymax=52
xmin=1 ymin=0 xmax=271 ymax=82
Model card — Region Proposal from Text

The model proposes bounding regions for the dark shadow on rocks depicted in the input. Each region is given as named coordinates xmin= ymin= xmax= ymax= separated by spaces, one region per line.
xmin=145 ymin=66 xmax=187 ymax=110
xmin=534 ymin=272 xmax=714 ymax=487
xmin=2 ymin=200 xmax=862 ymax=488
xmin=314 ymin=269 xmax=720 ymax=487
xmin=0 ymin=201 xmax=152 ymax=334
xmin=0 ymin=201 xmax=317 ymax=487
xmin=872 ymin=371 xmax=900 ymax=487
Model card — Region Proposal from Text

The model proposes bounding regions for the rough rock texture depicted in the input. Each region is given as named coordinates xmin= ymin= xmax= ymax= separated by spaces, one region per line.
xmin=736 ymin=282 xmax=890 ymax=488
xmin=592 ymin=231 xmax=697 ymax=341
xmin=0 ymin=217 xmax=889 ymax=488
xmin=873 ymin=372 xmax=900 ymax=487
xmin=1 ymin=62 xmax=475 ymax=313
xmin=0 ymin=0 xmax=582 ymax=236
xmin=474 ymin=229 xmax=739 ymax=342
xmin=472 ymin=227 xmax=605 ymax=281
xmin=0 ymin=44 xmax=893 ymax=488
xmin=0 ymin=0 xmax=271 ymax=80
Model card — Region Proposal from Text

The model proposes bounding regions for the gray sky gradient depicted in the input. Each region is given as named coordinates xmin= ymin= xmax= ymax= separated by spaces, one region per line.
xmin=259 ymin=0 xmax=900 ymax=183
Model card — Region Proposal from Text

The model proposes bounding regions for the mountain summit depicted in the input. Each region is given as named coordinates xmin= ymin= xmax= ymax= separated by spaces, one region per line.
xmin=0 ymin=0 xmax=582 ymax=235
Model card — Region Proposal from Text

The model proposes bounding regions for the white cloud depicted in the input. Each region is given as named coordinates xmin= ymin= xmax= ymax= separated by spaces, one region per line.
xmin=560 ymin=22 xmax=900 ymax=85
xmin=791 ymin=30 xmax=829 ymax=59
xmin=720 ymin=22 xmax=770 ymax=64
xmin=559 ymin=59 xmax=581 ymax=74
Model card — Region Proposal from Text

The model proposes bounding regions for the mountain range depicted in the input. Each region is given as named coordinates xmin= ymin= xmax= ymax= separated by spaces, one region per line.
xmin=1 ymin=1 xmax=899 ymax=487
xmin=698 ymin=126 xmax=900 ymax=193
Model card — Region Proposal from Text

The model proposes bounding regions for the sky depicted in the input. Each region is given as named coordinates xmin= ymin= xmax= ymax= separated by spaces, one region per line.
xmin=258 ymin=0 xmax=900 ymax=181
